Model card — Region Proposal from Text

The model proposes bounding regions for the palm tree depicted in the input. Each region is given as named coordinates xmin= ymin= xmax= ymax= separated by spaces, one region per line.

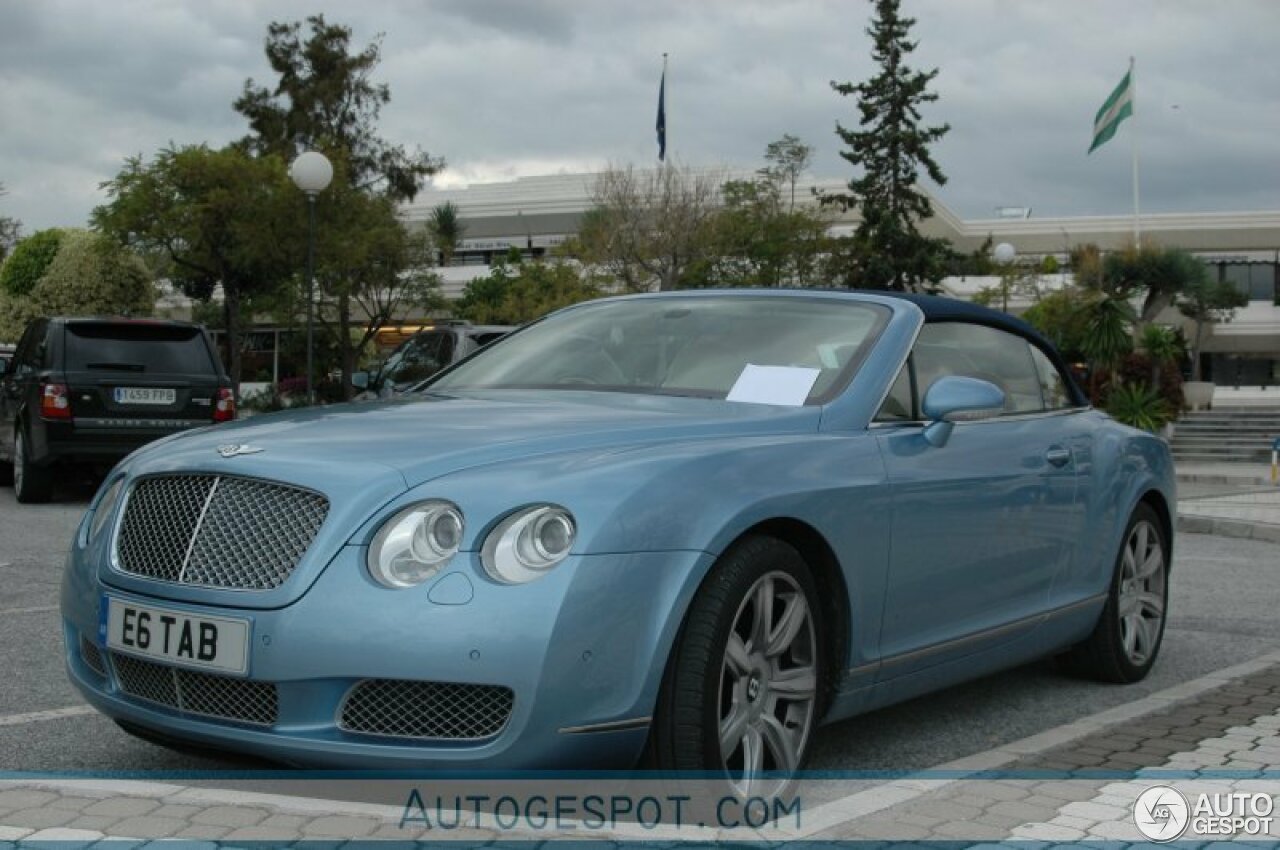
xmin=1079 ymin=293 xmax=1135 ymax=399
xmin=1139 ymin=324 xmax=1182 ymax=389
xmin=428 ymin=202 xmax=465 ymax=267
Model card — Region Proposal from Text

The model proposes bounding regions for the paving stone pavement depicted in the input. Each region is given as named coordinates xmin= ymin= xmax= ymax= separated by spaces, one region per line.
xmin=2 ymin=665 xmax=1279 ymax=845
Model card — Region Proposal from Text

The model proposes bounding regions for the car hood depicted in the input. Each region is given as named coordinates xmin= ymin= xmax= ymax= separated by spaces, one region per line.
xmin=127 ymin=389 xmax=822 ymax=490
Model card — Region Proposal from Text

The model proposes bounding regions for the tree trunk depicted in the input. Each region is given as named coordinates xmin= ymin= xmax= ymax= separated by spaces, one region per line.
xmin=223 ymin=285 xmax=242 ymax=397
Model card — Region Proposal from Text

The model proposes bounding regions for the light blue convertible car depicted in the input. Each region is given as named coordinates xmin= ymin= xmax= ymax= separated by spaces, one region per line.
xmin=62 ymin=290 xmax=1175 ymax=789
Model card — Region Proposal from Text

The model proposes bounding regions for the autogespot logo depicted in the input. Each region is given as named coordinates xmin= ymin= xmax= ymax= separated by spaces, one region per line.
xmin=1134 ymin=785 xmax=1191 ymax=842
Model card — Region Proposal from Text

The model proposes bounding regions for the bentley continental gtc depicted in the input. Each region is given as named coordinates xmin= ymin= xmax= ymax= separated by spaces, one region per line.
xmin=62 ymin=290 xmax=1175 ymax=787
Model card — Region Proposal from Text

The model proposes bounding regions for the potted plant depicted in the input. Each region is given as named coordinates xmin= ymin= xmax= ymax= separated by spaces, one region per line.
xmin=1178 ymin=273 xmax=1248 ymax=410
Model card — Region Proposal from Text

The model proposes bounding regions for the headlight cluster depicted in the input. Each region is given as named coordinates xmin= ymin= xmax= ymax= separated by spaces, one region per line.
xmin=366 ymin=501 xmax=576 ymax=589
xmin=368 ymin=501 xmax=464 ymax=588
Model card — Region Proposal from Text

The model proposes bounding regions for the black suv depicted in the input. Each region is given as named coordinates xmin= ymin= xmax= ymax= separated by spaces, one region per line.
xmin=0 ymin=317 xmax=233 ymax=502
xmin=353 ymin=322 xmax=512 ymax=398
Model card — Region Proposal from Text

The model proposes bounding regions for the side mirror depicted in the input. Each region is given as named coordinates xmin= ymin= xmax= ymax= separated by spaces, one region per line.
xmin=350 ymin=370 xmax=370 ymax=390
xmin=921 ymin=376 xmax=1006 ymax=447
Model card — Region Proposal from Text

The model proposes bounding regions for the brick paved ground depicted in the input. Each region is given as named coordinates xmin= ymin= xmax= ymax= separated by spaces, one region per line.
xmin=2 ymin=664 xmax=1279 ymax=845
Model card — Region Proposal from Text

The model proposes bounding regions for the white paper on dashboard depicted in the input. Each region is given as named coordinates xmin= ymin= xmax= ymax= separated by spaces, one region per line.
xmin=725 ymin=364 xmax=821 ymax=407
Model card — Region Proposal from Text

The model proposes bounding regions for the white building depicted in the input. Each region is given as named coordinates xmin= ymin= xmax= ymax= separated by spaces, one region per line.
xmin=402 ymin=171 xmax=1280 ymax=392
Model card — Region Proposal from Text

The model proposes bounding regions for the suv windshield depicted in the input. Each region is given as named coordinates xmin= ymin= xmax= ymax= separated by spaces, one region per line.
xmin=428 ymin=296 xmax=887 ymax=404
xmin=64 ymin=322 xmax=215 ymax=374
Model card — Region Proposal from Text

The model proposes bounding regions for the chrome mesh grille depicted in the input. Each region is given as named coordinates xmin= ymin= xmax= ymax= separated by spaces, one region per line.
xmin=79 ymin=635 xmax=106 ymax=678
xmin=340 ymin=679 xmax=514 ymax=740
xmin=110 ymin=652 xmax=277 ymax=727
xmin=115 ymin=474 xmax=328 ymax=590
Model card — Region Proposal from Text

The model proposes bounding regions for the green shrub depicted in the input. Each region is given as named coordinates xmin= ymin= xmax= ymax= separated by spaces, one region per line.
xmin=1106 ymin=382 xmax=1173 ymax=432
xmin=28 ymin=229 xmax=154 ymax=317
xmin=0 ymin=228 xmax=64 ymax=297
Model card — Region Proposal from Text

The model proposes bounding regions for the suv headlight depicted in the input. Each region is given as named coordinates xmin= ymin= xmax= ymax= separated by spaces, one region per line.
xmin=367 ymin=500 xmax=463 ymax=588
xmin=481 ymin=505 xmax=576 ymax=585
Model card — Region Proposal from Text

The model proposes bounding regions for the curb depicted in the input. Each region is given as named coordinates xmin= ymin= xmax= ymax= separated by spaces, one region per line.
xmin=1176 ymin=473 xmax=1273 ymax=486
xmin=1178 ymin=512 xmax=1280 ymax=544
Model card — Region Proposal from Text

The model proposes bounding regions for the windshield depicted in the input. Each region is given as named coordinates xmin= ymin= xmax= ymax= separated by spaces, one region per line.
xmin=427 ymin=296 xmax=888 ymax=404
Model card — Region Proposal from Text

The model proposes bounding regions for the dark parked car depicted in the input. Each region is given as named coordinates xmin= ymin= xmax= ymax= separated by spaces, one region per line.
xmin=0 ymin=344 xmax=14 ymax=374
xmin=0 ymin=317 xmax=233 ymax=502
xmin=354 ymin=322 xmax=512 ymax=398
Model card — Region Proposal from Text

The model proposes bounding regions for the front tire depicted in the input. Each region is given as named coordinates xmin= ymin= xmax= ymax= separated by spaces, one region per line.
xmin=1062 ymin=502 xmax=1169 ymax=683
xmin=13 ymin=425 xmax=53 ymax=504
xmin=649 ymin=536 xmax=822 ymax=795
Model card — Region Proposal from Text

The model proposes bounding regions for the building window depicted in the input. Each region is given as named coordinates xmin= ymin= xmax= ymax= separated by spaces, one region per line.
xmin=1221 ymin=262 xmax=1277 ymax=302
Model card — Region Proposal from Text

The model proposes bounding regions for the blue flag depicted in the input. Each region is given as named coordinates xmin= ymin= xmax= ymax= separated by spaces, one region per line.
xmin=656 ymin=67 xmax=666 ymax=161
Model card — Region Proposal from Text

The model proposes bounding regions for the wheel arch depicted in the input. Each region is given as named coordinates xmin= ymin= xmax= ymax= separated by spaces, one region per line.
xmin=1138 ymin=488 xmax=1175 ymax=567
xmin=723 ymin=516 xmax=850 ymax=711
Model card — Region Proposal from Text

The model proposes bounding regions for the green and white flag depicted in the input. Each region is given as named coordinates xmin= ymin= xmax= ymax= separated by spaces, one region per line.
xmin=1088 ymin=68 xmax=1134 ymax=153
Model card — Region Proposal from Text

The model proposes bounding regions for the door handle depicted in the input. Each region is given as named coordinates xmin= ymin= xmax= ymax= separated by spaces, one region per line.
xmin=1045 ymin=446 xmax=1072 ymax=467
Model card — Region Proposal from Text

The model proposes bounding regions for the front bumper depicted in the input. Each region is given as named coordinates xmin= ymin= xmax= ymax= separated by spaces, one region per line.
xmin=62 ymin=543 xmax=712 ymax=769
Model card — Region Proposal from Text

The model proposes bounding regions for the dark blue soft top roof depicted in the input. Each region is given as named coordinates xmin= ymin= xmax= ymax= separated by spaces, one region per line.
xmin=864 ymin=291 xmax=1089 ymax=407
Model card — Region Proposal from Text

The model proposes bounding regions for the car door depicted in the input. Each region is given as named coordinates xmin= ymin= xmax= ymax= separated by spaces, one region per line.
xmin=873 ymin=321 xmax=1084 ymax=676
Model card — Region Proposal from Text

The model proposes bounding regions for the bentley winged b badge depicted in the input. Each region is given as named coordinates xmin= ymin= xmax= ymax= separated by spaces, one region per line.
xmin=216 ymin=444 xmax=264 ymax=458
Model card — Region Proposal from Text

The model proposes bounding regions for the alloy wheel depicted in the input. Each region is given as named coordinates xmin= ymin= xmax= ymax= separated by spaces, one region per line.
xmin=1117 ymin=519 xmax=1166 ymax=666
xmin=718 ymin=570 xmax=817 ymax=796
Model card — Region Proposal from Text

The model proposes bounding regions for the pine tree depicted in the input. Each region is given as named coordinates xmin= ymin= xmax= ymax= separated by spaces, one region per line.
xmin=824 ymin=0 xmax=952 ymax=292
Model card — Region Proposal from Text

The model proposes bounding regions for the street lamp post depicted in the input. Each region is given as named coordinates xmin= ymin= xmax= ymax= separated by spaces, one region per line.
xmin=993 ymin=242 xmax=1016 ymax=313
xmin=289 ymin=151 xmax=333 ymax=405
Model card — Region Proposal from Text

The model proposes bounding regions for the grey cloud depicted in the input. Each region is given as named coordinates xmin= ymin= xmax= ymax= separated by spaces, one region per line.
xmin=1 ymin=0 xmax=1276 ymax=232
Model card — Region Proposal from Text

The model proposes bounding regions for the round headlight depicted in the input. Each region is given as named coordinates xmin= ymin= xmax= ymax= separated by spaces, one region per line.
xmin=89 ymin=478 xmax=124 ymax=542
xmin=368 ymin=500 xmax=463 ymax=588
xmin=481 ymin=505 xmax=576 ymax=585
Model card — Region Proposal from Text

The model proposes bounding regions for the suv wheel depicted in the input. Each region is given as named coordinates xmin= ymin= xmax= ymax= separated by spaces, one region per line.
xmin=13 ymin=425 xmax=53 ymax=503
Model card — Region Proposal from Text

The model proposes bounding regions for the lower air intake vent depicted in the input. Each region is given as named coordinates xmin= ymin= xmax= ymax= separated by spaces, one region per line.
xmin=339 ymin=679 xmax=514 ymax=740
xmin=111 ymin=653 xmax=277 ymax=727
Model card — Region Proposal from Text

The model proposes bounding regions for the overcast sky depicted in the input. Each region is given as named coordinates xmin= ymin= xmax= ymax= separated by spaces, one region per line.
xmin=2 ymin=0 xmax=1277 ymax=232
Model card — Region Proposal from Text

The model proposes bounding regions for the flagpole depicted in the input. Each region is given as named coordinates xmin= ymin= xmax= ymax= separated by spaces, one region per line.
xmin=1130 ymin=55 xmax=1140 ymax=245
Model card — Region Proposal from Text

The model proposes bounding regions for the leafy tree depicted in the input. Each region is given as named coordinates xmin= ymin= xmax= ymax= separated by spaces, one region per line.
xmin=1022 ymin=288 xmax=1093 ymax=359
xmin=0 ymin=182 xmax=20 ymax=261
xmin=428 ymin=201 xmax=465 ymax=267
xmin=698 ymin=174 xmax=829 ymax=288
xmin=572 ymin=163 xmax=723 ymax=291
xmin=0 ymin=230 xmax=154 ymax=341
xmin=455 ymin=250 xmax=601 ymax=325
xmin=822 ymin=0 xmax=952 ymax=291
xmin=94 ymin=145 xmax=296 ymax=390
xmin=1 ymin=228 xmax=64 ymax=297
xmin=1178 ymin=273 xmax=1248 ymax=381
xmin=759 ymin=134 xmax=813 ymax=212
xmin=234 ymin=14 xmax=441 ymax=201
xmin=310 ymin=175 xmax=446 ymax=397
xmin=1103 ymin=243 xmax=1209 ymax=326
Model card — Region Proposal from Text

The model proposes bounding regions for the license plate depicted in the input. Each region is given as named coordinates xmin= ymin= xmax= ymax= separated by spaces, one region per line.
xmin=114 ymin=387 xmax=176 ymax=405
xmin=103 ymin=596 xmax=249 ymax=675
